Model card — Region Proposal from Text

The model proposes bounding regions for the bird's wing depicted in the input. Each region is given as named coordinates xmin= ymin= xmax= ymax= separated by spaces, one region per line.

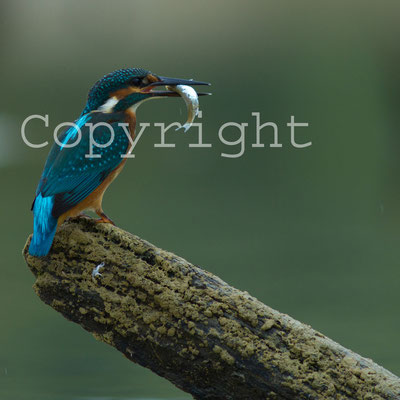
xmin=35 ymin=113 xmax=131 ymax=217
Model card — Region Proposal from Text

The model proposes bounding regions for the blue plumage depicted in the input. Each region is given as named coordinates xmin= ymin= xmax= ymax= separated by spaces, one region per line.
xmin=29 ymin=194 xmax=58 ymax=256
xmin=30 ymin=116 xmax=131 ymax=256
xmin=60 ymin=113 xmax=91 ymax=150
xmin=40 ymin=120 xmax=130 ymax=212
xmin=82 ymin=68 xmax=149 ymax=115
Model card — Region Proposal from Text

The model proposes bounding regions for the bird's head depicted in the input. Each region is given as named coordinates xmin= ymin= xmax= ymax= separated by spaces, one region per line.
xmin=82 ymin=68 xmax=209 ymax=115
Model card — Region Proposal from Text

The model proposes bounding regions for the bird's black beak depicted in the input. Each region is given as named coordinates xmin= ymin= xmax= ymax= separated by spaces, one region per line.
xmin=152 ymin=76 xmax=210 ymax=87
xmin=148 ymin=76 xmax=211 ymax=97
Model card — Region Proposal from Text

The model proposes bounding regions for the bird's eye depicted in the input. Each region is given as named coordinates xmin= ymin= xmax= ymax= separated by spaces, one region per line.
xmin=129 ymin=77 xmax=142 ymax=86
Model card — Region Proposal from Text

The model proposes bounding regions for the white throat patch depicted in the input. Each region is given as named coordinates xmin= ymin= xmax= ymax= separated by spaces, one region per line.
xmin=98 ymin=96 xmax=155 ymax=114
xmin=98 ymin=97 xmax=119 ymax=113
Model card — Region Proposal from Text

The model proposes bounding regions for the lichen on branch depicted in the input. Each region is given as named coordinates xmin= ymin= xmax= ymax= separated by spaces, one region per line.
xmin=23 ymin=218 xmax=400 ymax=400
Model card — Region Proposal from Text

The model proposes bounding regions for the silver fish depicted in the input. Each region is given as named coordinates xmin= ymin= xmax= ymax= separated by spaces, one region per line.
xmin=166 ymin=84 xmax=199 ymax=132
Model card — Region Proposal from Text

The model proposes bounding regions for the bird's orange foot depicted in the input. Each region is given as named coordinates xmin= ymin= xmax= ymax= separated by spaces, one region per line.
xmin=95 ymin=212 xmax=116 ymax=226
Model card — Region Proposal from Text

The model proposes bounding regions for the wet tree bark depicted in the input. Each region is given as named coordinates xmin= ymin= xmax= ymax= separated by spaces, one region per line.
xmin=23 ymin=218 xmax=400 ymax=400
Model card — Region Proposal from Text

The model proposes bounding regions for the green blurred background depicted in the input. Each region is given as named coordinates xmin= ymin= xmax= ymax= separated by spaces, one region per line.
xmin=1 ymin=0 xmax=400 ymax=399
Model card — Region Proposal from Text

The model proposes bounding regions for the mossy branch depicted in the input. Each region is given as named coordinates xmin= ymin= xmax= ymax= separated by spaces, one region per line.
xmin=23 ymin=218 xmax=400 ymax=400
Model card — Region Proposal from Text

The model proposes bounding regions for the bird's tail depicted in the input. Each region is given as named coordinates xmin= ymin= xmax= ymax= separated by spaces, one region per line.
xmin=29 ymin=194 xmax=58 ymax=257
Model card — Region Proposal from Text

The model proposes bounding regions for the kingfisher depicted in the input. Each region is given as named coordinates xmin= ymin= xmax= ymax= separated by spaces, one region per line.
xmin=29 ymin=68 xmax=209 ymax=257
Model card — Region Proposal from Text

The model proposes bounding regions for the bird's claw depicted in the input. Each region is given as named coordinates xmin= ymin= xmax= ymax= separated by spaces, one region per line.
xmin=95 ymin=212 xmax=115 ymax=226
